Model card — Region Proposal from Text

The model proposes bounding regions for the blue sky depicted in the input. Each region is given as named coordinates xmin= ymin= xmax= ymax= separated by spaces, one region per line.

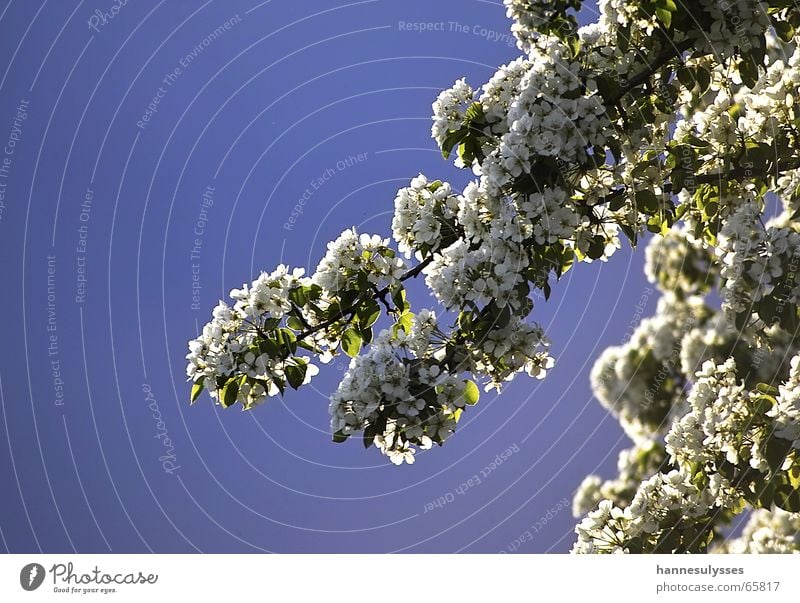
xmin=0 ymin=0 xmax=660 ymax=553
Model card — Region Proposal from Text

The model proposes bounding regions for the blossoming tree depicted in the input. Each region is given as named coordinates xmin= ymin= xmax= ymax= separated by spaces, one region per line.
xmin=187 ymin=0 xmax=800 ymax=553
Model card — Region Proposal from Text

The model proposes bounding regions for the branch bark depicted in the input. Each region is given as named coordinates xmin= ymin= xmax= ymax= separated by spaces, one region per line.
xmin=295 ymin=256 xmax=434 ymax=342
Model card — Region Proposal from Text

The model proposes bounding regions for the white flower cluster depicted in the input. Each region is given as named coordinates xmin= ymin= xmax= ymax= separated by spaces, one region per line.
xmin=188 ymin=227 xmax=408 ymax=411
xmin=572 ymin=475 xmax=603 ymax=520
xmin=422 ymin=179 xmax=618 ymax=313
xmin=478 ymin=36 xmax=611 ymax=197
xmin=777 ymin=168 xmax=800 ymax=217
xmin=674 ymin=43 xmax=800 ymax=199
xmin=596 ymin=0 xmax=660 ymax=37
xmin=714 ymin=509 xmax=800 ymax=554
xmin=590 ymin=295 xmax=709 ymax=441
xmin=424 ymin=237 xmax=529 ymax=310
xmin=479 ymin=57 xmax=533 ymax=133
xmin=694 ymin=0 xmax=771 ymax=61
xmin=578 ymin=21 xmax=638 ymax=79
xmin=664 ymin=353 xmax=800 ymax=503
xmin=465 ymin=315 xmax=554 ymax=388
xmin=573 ymin=470 xmax=718 ymax=554
xmin=673 ymin=90 xmax=740 ymax=178
xmin=718 ymin=202 xmax=800 ymax=319
xmin=391 ymin=174 xmax=460 ymax=259
xmin=769 ymin=353 xmax=800 ymax=445
xmin=679 ymin=315 xmax=799 ymax=389
xmin=480 ymin=0 xmax=800 ymax=553
xmin=625 ymin=469 xmax=720 ymax=535
xmin=313 ymin=228 xmax=407 ymax=294
xmin=502 ymin=0 xmax=572 ymax=52
xmin=431 ymin=78 xmax=475 ymax=147
xmin=423 ymin=182 xmax=535 ymax=310
xmin=521 ymin=187 xmax=581 ymax=245
xmin=577 ymin=4 xmax=678 ymax=152
xmin=678 ymin=314 xmax=736 ymax=382
xmin=572 ymin=441 xmax=668 ymax=518
xmin=329 ymin=321 xmax=468 ymax=465
xmin=665 ymin=358 xmax=749 ymax=470
xmin=739 ymin=46 xmax=800 ymax=137
xmin=404 ymin=308 xmax=440 ymax=358
xmin=187 ymin=302 xmax=244 ymax=389
xmin=644 ymin=226 xmax=716 ymax=297
xmin=229 ymin=264 xmax=309 ymax=320
xmin=186 ymin=265 xmax=321 ymax=409
xmin=578 ymin=344 xmax=800 ymax=552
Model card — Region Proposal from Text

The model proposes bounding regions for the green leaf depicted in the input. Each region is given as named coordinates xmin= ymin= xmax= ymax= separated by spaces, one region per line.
xmin=258 ymin=338 xmax=280 ymax=357
xmin=332 ymin=431 xmax=348 ymax=444
xmin=568 ymin=36 xmax=581 ymax=58
xmin=357 ymin=300 xmax=381 ymax=329
xmin=773 ymin=18 xmax=795 ymax=43
xmin=775 ymin=484 xmax=800 ymax=513
xmin=262 ymin=317 xmax=281 ymax=330
xmin=717 ymin=460 xmax=738 ymax=482
xmin=765 ymin=437 xmax=793 ymax=473
xmin=789 ymin=464 xmax=800 ymax=490
xmin=190 ymin=380 xmax=204 ymax=404
xmin=307 ymin=284 xmax=323 ymax=301
xmin=655 ymin=7 xmax=672 ymax=29
xmin=464 ymin=102 xmax=484 ymax=123
xmin=463 ymin=380 xmax=480 ymax=406
xmin=739 ymin=55 xmax=760 ymax=88
xmin=646 ymin=214 xmax=670 ymax=236
xmin=391 ymin=286 xmax=409 ymax=312
xmin=685 ymin=134 xmax=710 ymax=148
xmin=458 ymin=137 xmax=483 ymax=166
xmin=635 ymin=190 xmax=661 ymax=213
xmin=363 ymin=424 xmax=377 ymax=449
xmin=695 ymin=67 xmax=711 ymax=95
xmin=441 ymin=128 xmax=466 ymax=159
xmin=607 ymin=138 xmax=623 ymax=163
xmin=341 ymin=328 xmax=362 ymax=358
xmin=285 ymin=362 xmax=307 ymax=390
xmin=289 ymin=286 xmax=308 ymax=307
xmin=757 ymin=297 xmax=798 ymax=332
xmin=751 ymin=394 xmax=775 ymax=416
xmin=587 ymin=236 xmax=606 ymax=260
xmin=692 ymin=469 xmax=709 ymax=492
xmin=620 ymin=223 xmax=638 ymax=247
xmin=702 ymin=201 xmax=718 ymax=220
xmin=676 ymin=66 xmax=694 ymax=89
xmin=615 ymin=26 xmax=630 ymax=52
xmin=287 ymin=316 xmax=304 ymax=331
xmin=756 ymin=383 xmax=779 ymax=396
xmin=221 ymin=378 xmax=240 ymax=408
xmin=595 ymin=75 xmax=620 ymax=101
xmin=393 ymin=311 xmax=415 ymax=336
xmin=742 ymin=141 xmax=774 ymax=171
xmin=726 ymin=102 xmax=744 ymax=121
xmin=359 ymin=324 xmax=373 ymax=345
xmin=277 ymin=328 xmax=298 ymax=354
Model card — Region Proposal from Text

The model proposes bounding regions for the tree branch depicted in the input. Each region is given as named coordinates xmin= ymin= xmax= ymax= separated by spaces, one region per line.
xmin=591 ymin=158 xmax=800 ymax=208
xmin=609 ymin=38 xmax=695 ymax=104
xmin=294 ymin=256 xmax=434 ymax=342
xmin=693 ymin=159 xmax=800 ymax=185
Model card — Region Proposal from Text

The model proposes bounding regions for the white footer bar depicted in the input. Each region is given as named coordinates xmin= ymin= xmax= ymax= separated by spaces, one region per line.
xmin=0 ymin=554 xmax=795 ymax=601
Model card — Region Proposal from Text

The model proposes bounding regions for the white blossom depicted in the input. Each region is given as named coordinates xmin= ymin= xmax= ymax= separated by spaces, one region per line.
xmin=313 ymin=228 xmax=407 ymax=294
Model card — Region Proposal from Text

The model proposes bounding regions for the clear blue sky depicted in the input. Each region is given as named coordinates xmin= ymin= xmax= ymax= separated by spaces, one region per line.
xmin=0 ymin=0 xmax=658 ymax=553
